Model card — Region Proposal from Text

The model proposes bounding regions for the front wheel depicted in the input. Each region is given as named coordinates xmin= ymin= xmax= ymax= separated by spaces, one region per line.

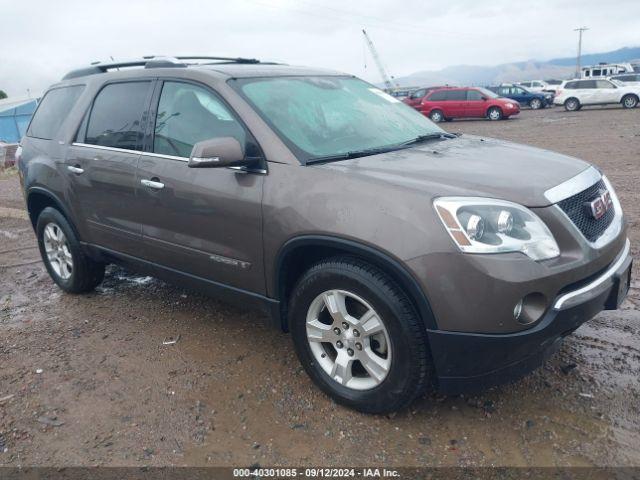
xmin=36 ymin=207 xmax=105 ymax=293
xmin=487 ymin=107 xmax=503 ymax=120
xmin=288 ymin=257 xmax=432 ymax=413
xmin=622 ymin=94 xmax=638 ymax=109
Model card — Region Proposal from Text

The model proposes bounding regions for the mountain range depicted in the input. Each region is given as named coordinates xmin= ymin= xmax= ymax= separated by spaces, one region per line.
xmin=390 ymin=46 xmax=640 ymax=88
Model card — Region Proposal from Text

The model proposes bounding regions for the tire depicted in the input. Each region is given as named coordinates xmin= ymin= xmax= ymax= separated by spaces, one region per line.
xmin=621 ymin=94 xmax=638 ymax=109
xmin=564 ymin=98 xmax=580 ymax=111
xmin=36 ymin=207 xmax=105 ymax=293
xmin=429 ymin=109 xmax=444 ymax=123
xmin=529 ymin=98 xmax=542 ymax=110
xmin=487 ymin=107 xmax=503 ymax=120
xmin=288 ymin=256 xmax=432 ymax=414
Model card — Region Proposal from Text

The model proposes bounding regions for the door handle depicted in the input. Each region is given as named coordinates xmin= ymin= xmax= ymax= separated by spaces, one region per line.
xmin=67 ymin=165 xmax=84 ymax=175
xmin=141 ymin=179 xmax=165 ymax=190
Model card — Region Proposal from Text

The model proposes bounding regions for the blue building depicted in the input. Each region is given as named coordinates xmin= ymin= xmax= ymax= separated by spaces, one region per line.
xmin=0 ymin=97 xmax=39 ymax=143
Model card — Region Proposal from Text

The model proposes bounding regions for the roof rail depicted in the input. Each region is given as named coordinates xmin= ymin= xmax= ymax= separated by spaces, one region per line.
xmin=62 ymin=55 xmax=262 ymax=80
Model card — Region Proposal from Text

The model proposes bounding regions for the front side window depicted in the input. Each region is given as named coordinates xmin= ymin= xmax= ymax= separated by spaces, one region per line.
xmin=466 ymin=90 xmax=483 ymax=101
xmin=27 ymin=85 xmax=84 ymax=140
xmin=85 ymin=82 xmax=151 ymax=151
xmin=234 ymin=76 xmax=443 ymax=162
xmin=428 ymin=90 xmax=447 ymax=101
xmin=153 ymin=82 xmax=246 ymax=158
xmin=596 ymin=80 xmax=615 ymax=89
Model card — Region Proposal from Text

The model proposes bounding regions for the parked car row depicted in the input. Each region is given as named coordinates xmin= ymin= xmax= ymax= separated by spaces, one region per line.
xmin=402 ymin=73 xmax=640 ymax=119
xmin=404 ymin=87 xmax=520 ymax=122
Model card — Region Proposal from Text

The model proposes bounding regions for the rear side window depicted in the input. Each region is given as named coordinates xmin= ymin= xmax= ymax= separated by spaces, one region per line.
xmin=446 ymin=90 xmax=467 ymax=101
xmin=428 ymin=90 xmax=447 ymax=101
xmin=565 ymin=81 xmax=577 ymax=89
xmin=85 ymin=81 xmax=151 ymax=151
xmin=466 ymin=90 xmax=483 ymax=101
xmin=27 ymin=86 xmax=84 ymax=140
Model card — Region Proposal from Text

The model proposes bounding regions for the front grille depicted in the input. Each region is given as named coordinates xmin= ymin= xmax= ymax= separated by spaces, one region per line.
xmin=557 ymin=179 xmax=615 ymax=242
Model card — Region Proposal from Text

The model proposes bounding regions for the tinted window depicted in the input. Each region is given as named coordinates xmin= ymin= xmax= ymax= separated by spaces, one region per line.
xmin=428 ymin=90 xmax=447 ymax=101
xmin=467 ymin=90 xmax=483 ymax=101
xmin=565 ymin=81 xmax=577 ymax=89
xmin=446 ymin=90 xmax=467 ymax=101
xmin=153 ymin=82 xmax=246 ymax=158
xmin=85 ymin=82 xmax=150 ymax=151
xmin=582 ymin=80 xmax=597 ymax=89
xmin=27 ymin=86 xmax=84 ymax=140
xmin=411 ymin=89 xmax=427 ymax=99
xmin=592 ymin=69 xmax=601 ymax=76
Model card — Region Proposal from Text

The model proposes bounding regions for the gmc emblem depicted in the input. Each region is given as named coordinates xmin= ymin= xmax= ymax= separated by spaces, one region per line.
xmin=586 ymin=190 xmax=613 ymax=220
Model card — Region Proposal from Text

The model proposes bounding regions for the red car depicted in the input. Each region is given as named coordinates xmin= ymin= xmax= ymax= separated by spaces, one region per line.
xmin=418 ymin=87 xmax=520 ymax=122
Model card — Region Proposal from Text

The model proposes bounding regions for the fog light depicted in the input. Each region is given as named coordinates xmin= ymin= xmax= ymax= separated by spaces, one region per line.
xmin=515 ymin=293 xmax=548 ymax=325
xmin=513 ymin=300 xmax=523 ymax=320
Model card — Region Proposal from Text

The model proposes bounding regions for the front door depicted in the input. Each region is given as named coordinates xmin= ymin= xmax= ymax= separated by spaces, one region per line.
xmin=464 ymin=89 xmax=486 ymax=117
xmin=594 ymin=80 xmax=620 ymax=103
xmin=67 ymin=80 xmax=153 ymax=257
xmin=136 ymin=80 xmax=266 ymax=294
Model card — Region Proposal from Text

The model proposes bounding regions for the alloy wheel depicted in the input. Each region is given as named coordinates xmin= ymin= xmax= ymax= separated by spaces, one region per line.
xmin=43 ymin=222 xmax=73 ymax=280
xmin=305 ymin=289 xmax=392 ymax=390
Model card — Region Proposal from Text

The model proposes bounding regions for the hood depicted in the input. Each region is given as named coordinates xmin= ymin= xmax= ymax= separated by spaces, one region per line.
xmin=315 ymin=135 xmax=590 ymax=207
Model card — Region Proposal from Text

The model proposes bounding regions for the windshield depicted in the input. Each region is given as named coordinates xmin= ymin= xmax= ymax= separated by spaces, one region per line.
xmin=233 ymin=76 xmax=445 ymax=163
xmin=476 ymin=87 xmax=500 ymax=99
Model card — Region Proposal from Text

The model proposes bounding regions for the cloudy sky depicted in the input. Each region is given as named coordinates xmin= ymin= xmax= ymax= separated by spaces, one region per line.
xmin=1 ymin=0 xmax=639 ymax=97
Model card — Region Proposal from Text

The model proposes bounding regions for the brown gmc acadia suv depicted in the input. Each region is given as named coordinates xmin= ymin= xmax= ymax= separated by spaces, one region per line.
xmin=18 ymin=56 xmax=632 ymax=413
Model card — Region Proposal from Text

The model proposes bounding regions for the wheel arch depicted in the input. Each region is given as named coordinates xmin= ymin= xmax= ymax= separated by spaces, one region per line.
xmin=274 ymin=235 xmax=438 ymax=332
xmin=27 ymin=187 xmax=78 ymax=236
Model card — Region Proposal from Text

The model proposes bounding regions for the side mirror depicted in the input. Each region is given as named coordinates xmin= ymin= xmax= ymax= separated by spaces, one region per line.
xmin=188 ymin=137 xmax=250 ymax=168
xmin=481 ymin=96 xmax=488 ymax=101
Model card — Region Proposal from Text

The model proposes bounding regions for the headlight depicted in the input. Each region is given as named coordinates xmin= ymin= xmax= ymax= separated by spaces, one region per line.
xmin=506 ymin=103 xmax=515 ymax=108
xmin=433 ymin=197 xmax=560 ymax=261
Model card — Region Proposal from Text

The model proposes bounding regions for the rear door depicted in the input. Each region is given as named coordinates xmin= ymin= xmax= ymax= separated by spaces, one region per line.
xmin=135 ymin=80 xmax=266 ymax=293
xmin=445 ymin=90 xmax=467 ymax=117
xmin=67 ymin=80 xmax=153 ymax=256
xmin=573 ymin=80 xmax=596 ymax=105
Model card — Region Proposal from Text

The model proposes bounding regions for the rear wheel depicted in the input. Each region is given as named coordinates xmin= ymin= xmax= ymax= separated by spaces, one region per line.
xmin=564 ymin=98 xmax=580 ymax=111
xmin=529 ymin=98 xmax=542 ymax=110
xmin=429 ymin=109 xmax=445 ymax=123
xmin=621 ymin=94 xmax=638 ymax=109
xmin=288 ymin=257 xmax=432 ymax=413
xmin=487 ymin=107 xmax=503 ymax=120
xmin=36 ymin=207 xmax=105 ymax=293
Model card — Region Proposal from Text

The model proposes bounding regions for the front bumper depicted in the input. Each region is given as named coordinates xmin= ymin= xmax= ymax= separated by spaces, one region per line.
xmin=429 ymin=239 xmax=632 ymax=394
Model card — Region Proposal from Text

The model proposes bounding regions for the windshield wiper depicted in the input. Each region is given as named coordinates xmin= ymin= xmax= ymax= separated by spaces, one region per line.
xmin=307 ymin=146 xmax=399 ymax=164
xmin=306 ymin=132 xmax=459 ymax=165
xmin=400 ymin=132 xmax=458 ymax=146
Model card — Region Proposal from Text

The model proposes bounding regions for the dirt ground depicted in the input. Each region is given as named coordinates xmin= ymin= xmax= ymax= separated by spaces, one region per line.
xmin=0 ymin=106 xmax=639 ymax=468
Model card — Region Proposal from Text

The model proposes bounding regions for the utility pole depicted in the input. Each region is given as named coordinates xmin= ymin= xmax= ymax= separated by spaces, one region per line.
xmin=574 ymin=27 xmax=589 ymax=78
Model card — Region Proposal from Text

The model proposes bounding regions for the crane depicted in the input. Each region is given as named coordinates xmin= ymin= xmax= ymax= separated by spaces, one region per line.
xmin=362 ymin=29 xmax=398 ymax=92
